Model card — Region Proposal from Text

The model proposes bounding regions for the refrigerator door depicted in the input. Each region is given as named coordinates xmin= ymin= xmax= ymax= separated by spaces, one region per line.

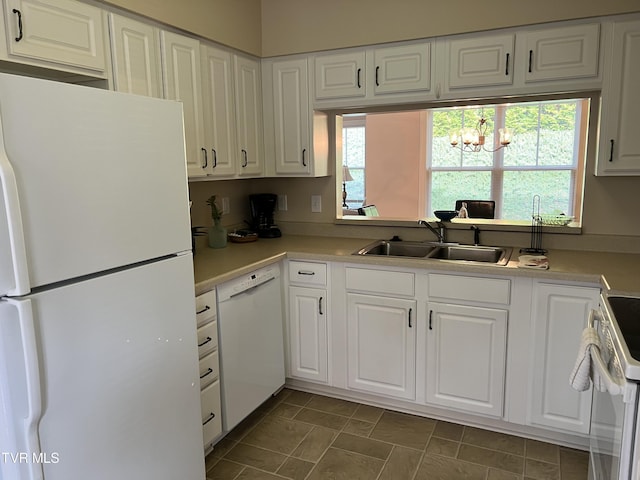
xmin=0 ymin=254 xmax=205 ymax=480
xmin=0 ymin=73 xmax=191 ymax=296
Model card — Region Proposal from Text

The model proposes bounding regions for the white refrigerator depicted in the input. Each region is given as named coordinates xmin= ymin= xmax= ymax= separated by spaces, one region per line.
xmin=0 ymin=73 xmax=205 ymax=479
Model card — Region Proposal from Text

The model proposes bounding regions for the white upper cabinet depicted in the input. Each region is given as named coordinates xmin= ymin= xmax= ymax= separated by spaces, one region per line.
xmin=160 ymin=31 xmax=206 ymax=178
xmin=108 ymin=13 xmax=162 ymax=98
xmin=234 ymin=54 xmax=264 ymax=177
xmin=521 ymin=23 xmax=600 ymax=83
xmin=446 ymin=33 xmax=514 ymax=89
xmin=314 ymin=51 xmax=366 ymax=100
xmin=596 ymin=19 xmax=640 ymax=176
xmin=2 ymin=0 xmax=106 ymax=75
xmin=373 ymin=43 xmax=431 ymax=95
xmin=201 ymin=44 xmax=238 ymax=178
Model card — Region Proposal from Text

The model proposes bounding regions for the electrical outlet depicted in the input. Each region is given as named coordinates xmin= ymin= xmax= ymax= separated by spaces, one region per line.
xmin=278 ymin=194 xmax=288 ymax=211
xmin=311 ymin=195 xmax=322 ymax=213
xmin=221 ymin=197 xmax=230 ymax=215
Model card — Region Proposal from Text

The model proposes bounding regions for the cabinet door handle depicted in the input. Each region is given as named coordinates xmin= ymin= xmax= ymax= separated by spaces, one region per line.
xmin=241 ymin=149 xmax=248 ymax=167
xmin=408 ymin=308 xmax=412 ymax=328
xmin=12 ymin=9 xmax=23 ymax=42
xmin=211 ymin=149 xmax=217 ymax=168
xmin=203 ymin=412 xmax=216 ymax=425
xmin=429 ymin=310 xmax=433 ymax=330
xmin=200 ymin=368 xmax=213 ymax=379
xmin=528 ymin=50 xmax=533 ymax=73
xmin=319 ymin=296 xmax=324 ymax=315
xmin=198 ymin=336 xmax=212 ymax=348
xmin=298 ymin=270 xmax=315 ymax=276
xmin=609 ymin=139 xmax=615 ymax=162
xmin=375 ymin=66 xmax=380 ymax=86
xmin=302 ymin=148 xmax=307 ymax=166
xmin=201 ymin=147 xmax=208 ymax=168
xmin=196 ymin=305 xmax=211 ymax=315
xmin=356 ymin=68 xmax=361 ymax=88
xmin=505 ymin=53 xmax=510 ymax=76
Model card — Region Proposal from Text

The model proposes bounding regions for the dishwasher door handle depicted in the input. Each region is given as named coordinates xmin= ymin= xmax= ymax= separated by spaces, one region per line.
xmin=229 ymin=276 xmax=276 ymax=299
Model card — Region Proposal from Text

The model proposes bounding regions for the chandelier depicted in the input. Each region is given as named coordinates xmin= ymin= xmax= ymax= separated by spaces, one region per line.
xmin=450 ymin=116 xmax=512 ymax=153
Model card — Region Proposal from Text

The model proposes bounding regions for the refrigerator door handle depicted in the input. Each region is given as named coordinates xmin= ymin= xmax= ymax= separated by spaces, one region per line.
xmin=0 ymin=130 xmax=31 ymax=296
xmin=1 ymin=298 xmax=44 ymax=480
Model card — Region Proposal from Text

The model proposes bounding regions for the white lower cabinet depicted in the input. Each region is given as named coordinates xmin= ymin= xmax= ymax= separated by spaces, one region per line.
xmin=425 ymin=302 xmax=507 ymax=417
xmin=346 ymin=293 xmax=416 ymax=400
xmin=528 ymin=282 xmax=599 ymax=434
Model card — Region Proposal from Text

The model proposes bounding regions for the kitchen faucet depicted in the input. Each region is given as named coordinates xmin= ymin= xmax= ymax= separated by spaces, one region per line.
xmin=418 ymin=219 xmax=446 ymax=243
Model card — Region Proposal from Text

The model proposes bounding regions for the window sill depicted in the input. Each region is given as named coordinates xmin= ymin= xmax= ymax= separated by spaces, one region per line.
xmin=336 ymin=215 xmax=582 ymax=235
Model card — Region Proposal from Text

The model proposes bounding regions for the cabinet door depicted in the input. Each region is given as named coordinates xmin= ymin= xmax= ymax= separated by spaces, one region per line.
xmin=347 ymin=293 xmax=416 ymax=400
xmin=272 ymin=58 xmax=311 ymax=175
xmin=597 ymin=20 xmax=640 ymax=176
xmin=161 ymin=31 xmax=205 ymax=178
xmin=201 ymin=45 xmax=237 ymax=177
xmin=108 ymin=13 xmax=162 ymax=98
xmin=234 ymin=55 xmax=264 ymax=176
xmin=528 ymin=283 xmax=598 ymax=434
xmin=447 ymin=34 xmax=514 ymax=89
xmin=523 ymin=23 xmax=600 ymax=83
xmin=426 ymin=303 xmax=507 ymax=417
xmin=314 ymin=51 xmax=366 ymax=99
xmin=373 ymin=43 xmax=431 ymax=95
xmin=4 ymin=0 xmax=105 ymax=72
xmin=289 ymin=286 xmax=328 ymax=383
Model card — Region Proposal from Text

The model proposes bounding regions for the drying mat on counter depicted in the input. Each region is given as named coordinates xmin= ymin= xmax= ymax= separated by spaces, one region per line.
xmin=517 ymin=255 xmax=549 ymax=270
xmin=228 ymin=231 xmax=258 ymax=243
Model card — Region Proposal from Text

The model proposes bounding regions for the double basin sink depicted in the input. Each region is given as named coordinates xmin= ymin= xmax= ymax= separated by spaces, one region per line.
xmin=354 ymin=240 xmax=512 ymax=266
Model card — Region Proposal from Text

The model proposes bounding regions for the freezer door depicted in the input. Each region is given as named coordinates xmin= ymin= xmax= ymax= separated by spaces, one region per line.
xmin=0 ymin=73 xmax=191 ymax=296
xmin=0 ymin=254 xmax=205 ymax=480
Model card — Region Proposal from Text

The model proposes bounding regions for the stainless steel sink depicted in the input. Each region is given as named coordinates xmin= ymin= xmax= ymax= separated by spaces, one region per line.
xmin=354 ymin=240 xmax=512 ymax=265
xmin=427 ymin=245 xmax=512 ymax=265
xmin=354 ymin=240 xmax=437 ymax=258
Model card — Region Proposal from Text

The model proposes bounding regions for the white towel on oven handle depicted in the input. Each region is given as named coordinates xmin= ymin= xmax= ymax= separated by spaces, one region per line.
xmin=569 ymin=327 xmax=601 ymax=392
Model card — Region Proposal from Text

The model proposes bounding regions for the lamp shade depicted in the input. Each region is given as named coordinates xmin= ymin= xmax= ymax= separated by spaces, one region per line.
xmin=342 ymin=165 xmax=354 ymax=182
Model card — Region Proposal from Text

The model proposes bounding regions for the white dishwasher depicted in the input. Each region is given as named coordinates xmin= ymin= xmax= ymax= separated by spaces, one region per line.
xmin=216 ymin=264 xmax=285 ymax=432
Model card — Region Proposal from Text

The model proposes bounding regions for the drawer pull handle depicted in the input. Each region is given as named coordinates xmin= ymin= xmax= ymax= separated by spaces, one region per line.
xmin=319 ymin=297 xmax=324 ymax=315
xmin=429 ymin=310 xmax=433 ymax=330
xmin=212 ymin=149 xmax=217 ymax=168
xmin=505 ymin=53 xmax=510 ymax=76
xmin=298 ymin=270 xmax=315 ymax=276
xmin=196 ymin=305 xmax=211 ymax=315
xmin=198 ymin=336 xmax=213 ymax=348
xmin=375 ymin=66 xmax=380 ymax=86
xmin=203 ymin=412 xmax=216 ymax=425
xmin=200 ymin=368 xmax=213 ymax=379
xmin=241 ymin=149 xmax=248 ymax=167
xmin=528 ymin=50 xmax=533 ymax=73
xmin=12 ymin=9 xmax=23 ymax=42
xmin=201 ymin=147 xmax=208 ymax=168
xmin=609 ymin=139 xmax=615 ymax=162
xmin=302 ymin=148 xmax=307 ymax=167
xmin=357 ymin=68 xmax=361 ymax=88
xmin=408 ymin=308 xmax=413 ymax=328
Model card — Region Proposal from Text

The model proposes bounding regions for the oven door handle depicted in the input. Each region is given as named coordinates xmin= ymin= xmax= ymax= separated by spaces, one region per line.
xmin=589 ymin=310 xmax=625 ymax=396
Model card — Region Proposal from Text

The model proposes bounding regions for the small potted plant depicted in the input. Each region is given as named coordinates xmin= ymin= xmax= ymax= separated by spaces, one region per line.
xmin=206 ymin=195 xmax=227 ymax=248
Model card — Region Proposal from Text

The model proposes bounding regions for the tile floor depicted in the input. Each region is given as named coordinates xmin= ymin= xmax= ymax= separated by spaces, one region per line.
xmin=205 ymin=388 xmax=589 ymax=480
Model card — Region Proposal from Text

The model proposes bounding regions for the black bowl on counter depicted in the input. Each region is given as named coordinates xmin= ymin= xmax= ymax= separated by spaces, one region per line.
xmin=434 ymin=210 xmax=458 ymax=222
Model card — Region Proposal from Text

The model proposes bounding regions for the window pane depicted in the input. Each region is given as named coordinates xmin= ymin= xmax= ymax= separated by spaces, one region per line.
xmin=538 ymin=102 xmax=577 ymax=167
xmin=345 ymin=168 xmax=365 ymax=207
xmin=462 ymin=108 xmax=494 ymax=168
xmin=432 ymin=110 xmax=463 ymax=168
xmin=502 ymin=170 xmax=572 ymax=220
xmin=503 ymin=105 xmax=539 ymax=167
xmin=343 ymin=126 xmax=365 ymax=168
xmin=431 ymin=171 xmax=492 ymax=213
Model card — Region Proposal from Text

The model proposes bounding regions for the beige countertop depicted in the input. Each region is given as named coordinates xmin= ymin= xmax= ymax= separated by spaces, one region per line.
xmin=192 ymin=235 xmax=640 ymax=296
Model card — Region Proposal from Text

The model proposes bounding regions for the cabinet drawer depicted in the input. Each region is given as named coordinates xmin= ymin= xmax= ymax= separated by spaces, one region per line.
xmin=346 ymin=267 xmax=415 ymax=297
xmin=199 ymin=350 xmax=219 ymax=389
xmin=289 ymin=261 xmax=327 ymax=286
xmin=196 ymin=289 xmax=217 ymax=328
xmin=428 ymin=273 xmax=510 ymax=305
xmin=201 ymin=380 xmax=222 ymax=446
xmin=197 ymin=320 xmax=218 ymax=358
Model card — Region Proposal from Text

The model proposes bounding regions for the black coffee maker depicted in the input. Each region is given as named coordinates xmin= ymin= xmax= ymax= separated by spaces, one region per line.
xmin=249 ymin=193 xmax=282 ymax=238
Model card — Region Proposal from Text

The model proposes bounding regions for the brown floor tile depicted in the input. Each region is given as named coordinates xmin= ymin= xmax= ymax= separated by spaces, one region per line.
xmin=235 ymin=467 xmax=285 ymax=480
xmin=370 ymin=410 xmax=435 ymax=450
xmin=433 ymin=420 xmax=465 ymax=441
xmin=559 ymin=447 xmax=589 ymax=480
xmin=241 ymin=416 xmax=313 ymax=455
xmin=352 ymin=404 xmax=384 ymax=423
xmin=225 ymin=410 xmax=267 ymax=442
xmin=378 ymin=446 xmax=424 ymax=480
xmin=332 ymin=432 xmax=393 ymax=460
xmin=206 ymin=459 xmax=245 ymax=480
xmin=458 ymin=444 xmax=524 ymax=475
xmin=268 ymin=402 xmax=302 ymax=419
xmin=415 ymin=454 xmax=488 ymax=480
xmin=524 ymin=458 xmax=560 ymax=479
xmin=284 ymin=390 xmax=313 ymax=406
xmin=426 ymin=436 xmax=459 ymax=458
xmin=293 ymin=407 xmax=349 ymax=430
xmin=525 ymin=439 xmax=559 ymax=464
xmin=210 ymin=437 xmax=238 ymax=460
xmin=277 ymin=457 xmax=314 ymax=480
xmin=292 ymin=426 xmax=337 ymax=462
xmin=343 ymin=418 xmax=375 ymax=437
xmin=255 ymin=389 xmax=290 ymax=413
xmin=488 ymin=468 xmax=523 ymax=480
xmin=306 ymin=394 xmax=359 ymax=416
xmin=224 ymin=443 xmax=287 ymax=472
xmin=462 ymin=427 xmax=526 ymax=456
xmin=306 ymin=447 xmax=385 ymax=480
